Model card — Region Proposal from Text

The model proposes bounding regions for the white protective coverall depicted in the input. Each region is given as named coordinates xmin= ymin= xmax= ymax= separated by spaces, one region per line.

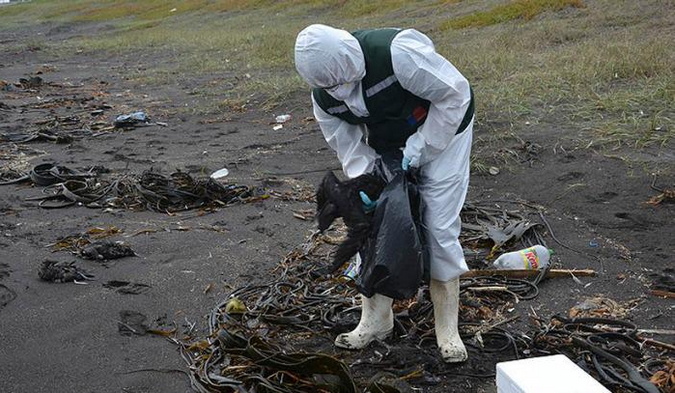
xmin=295 ymin=25 xmax=473 ymax=282
xmin=296 ymin=25 xmax=471 ymax=362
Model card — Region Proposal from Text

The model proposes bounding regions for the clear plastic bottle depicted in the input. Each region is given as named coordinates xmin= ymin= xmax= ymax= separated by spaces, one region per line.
xmin=492 ymin=245 xmax=554 ymax=270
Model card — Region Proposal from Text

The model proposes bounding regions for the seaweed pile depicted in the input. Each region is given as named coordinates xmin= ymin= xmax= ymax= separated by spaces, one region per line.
xmin=174 ymin=200 xmax=668 ymax=393
xmin=527 ymin=316 xmax=671 ymax=393
xmin=109 ymin=170 xmax=256 ymax=212
xmin=4 ymin=164 xmax=260 ymax=212
xmin=176 ymin=200 xmax=552 ymax=392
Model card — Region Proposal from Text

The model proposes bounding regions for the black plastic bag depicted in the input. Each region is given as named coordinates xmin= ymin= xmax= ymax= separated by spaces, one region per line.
xmin=356 ymin=154 xmax=429 ymax=300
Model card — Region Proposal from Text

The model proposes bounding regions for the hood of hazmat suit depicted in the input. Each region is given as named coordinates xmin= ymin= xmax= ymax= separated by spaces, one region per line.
xmin=294 ymin=24 xmax=366 ymax=90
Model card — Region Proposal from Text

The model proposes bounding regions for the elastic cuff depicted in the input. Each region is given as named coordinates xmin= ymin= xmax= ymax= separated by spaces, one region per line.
xmin=403 ymin=132 xmax=425 ymax=168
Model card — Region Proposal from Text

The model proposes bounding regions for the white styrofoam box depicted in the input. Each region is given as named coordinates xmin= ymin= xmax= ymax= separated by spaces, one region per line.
xmin=496 ymin=354 xmax=611 ymax=393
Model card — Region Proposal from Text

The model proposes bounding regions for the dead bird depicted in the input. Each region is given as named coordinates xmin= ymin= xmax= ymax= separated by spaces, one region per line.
xmin=38 ymin=260 xmax=92 ymax=283
xmin=80 ymin=240 xmax=136 ymax=261
xmin=316 ymin=171 xmax=386 ymax=274
xmin=18 ymin=76 xmax=43 ymax=90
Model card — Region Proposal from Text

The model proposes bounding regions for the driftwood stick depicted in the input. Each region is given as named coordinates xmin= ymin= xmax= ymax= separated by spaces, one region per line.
xmin=650 ymin=290 xmax=675 ymax=299
xmin=640 ymin=338 xmax=675 ymax=352
xmin=467 ymin=286 xmax=509 ymax=292
xmin=461 ymin=269 xmax=596 ymax=279
xmin=638 ymin=329 xmax=675 ymax=335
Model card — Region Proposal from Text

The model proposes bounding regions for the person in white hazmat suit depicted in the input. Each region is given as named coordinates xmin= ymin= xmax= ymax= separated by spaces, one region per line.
xmin=294 ymin=24 xmax=474 ymax=363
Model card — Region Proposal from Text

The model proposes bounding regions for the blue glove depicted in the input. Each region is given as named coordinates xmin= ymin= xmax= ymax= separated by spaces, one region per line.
xmin=402 ymin=156 xmax=411 ymax=171
xmin=359 ymin=191 xmax=377 ymax=213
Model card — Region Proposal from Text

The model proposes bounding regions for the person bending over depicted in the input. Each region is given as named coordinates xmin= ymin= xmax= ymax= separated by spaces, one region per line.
xmin=294 ymin=24 xmax=474 ymax=363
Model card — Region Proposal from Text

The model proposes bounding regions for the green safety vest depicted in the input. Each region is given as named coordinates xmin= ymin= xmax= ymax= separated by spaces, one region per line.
xmin=313 ymin=28 xmax=474 ymax=154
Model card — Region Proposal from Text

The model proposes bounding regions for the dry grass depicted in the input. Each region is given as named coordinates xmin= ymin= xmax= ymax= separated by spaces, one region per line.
xmin=441 ymin=0 xmax=585 ymax=30
xmin=1 ymin=0 xmax=673 ymax=149
xmin=432 ymin=0 xmax=674 ymax=148
xmin=0 ymin=0 xmax=441 ymax=22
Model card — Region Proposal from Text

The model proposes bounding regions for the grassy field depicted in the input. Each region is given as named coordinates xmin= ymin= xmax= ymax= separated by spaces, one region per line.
xmin=2 ymin=0 xmax=673 ymax=149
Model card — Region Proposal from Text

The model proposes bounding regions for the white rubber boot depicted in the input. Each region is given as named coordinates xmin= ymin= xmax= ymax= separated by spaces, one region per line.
xmin=335 ymin=293 xmax=393 ymax=349
xmin=430 ymin=278 xmax=468 ymax=363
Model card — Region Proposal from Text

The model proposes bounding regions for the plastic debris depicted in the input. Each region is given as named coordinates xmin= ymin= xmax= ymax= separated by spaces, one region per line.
xmin=114 ymin=111 xmax=149 ymax=128
xmin=492 ymin=245 xmax=553 ymax=270
xmin=356 ymin=155 xmax=428 ymax=300
xmin=489 ymin=166 xmax=500 ymax=175
xmin=272 ymin=124 xmax=283 ymax=131
xmin=342 ymin=257 xmax=360 ymax=280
